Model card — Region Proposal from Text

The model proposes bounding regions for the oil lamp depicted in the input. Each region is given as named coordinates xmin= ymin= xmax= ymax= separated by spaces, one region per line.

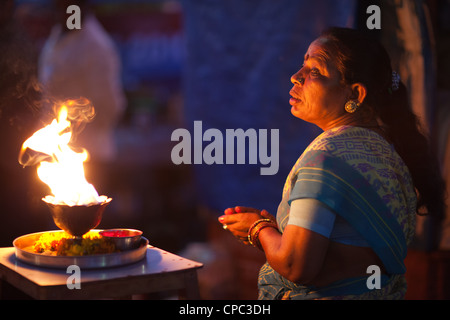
xmin=19 ymin=98 xmax=111 ymax=237
xmin=46 ymin=201 xmax=110 ymax=238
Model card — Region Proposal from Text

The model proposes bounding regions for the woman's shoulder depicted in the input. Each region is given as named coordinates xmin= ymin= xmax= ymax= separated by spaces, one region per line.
xmin=305 ymin=125 xmax=387 ymax=153
xmin=303 ymin=125 xmax=406 ymax=173
xmin=301 ymin=126 xmax=412 ymax=185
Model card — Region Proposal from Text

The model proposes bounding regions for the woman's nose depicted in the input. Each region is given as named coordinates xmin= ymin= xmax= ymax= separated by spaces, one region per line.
xmin=291 ymin=72 xmax=304 ymax=86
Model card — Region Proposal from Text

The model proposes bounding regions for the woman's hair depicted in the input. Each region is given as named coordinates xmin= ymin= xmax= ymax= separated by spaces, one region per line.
xmin=319 ymin=27 xmax=445 ymax=219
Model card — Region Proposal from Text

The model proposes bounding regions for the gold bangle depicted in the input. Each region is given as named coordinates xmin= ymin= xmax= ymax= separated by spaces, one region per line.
xmin=248 ymin=219 xmax=272 ymax=244
xmin=249 ymin=222 xmax=278 ymax=250
xmin=248 ymin=219 xmax=278 ymax=249
xmin=248 ymin=219 xmax=272 ymax=233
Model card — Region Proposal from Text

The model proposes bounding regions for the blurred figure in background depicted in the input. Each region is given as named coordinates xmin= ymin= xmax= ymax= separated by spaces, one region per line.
xmin=38 ymin=0 xmax=126 ymax=198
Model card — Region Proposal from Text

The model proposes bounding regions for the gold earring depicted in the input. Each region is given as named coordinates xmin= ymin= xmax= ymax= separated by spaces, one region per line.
xmin=345 ymin=100 xmax=360 ymax=113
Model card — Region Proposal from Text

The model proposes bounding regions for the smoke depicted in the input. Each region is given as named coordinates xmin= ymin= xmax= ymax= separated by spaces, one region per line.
xmin=0 ymin=19 xmax=42 ymax=124
xmin=0 ymin=17 xmax=96 ymax=172
xmin=53 ymin=97 xmax=96 ymax=141
xmin=18 ymin=97 xmax=96 ymax=168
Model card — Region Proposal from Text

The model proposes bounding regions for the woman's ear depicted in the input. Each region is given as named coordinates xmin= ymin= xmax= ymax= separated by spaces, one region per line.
xmin=350 ymin=83 xmax=367 ymax=105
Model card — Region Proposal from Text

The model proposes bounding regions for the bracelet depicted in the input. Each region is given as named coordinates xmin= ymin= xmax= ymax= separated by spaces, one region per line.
xmin=248 ymin=219 xmax=273 ymax=241
xmin=248 ymin=219 xmax=278 ymax=250
xmin=249 ymin=221 xmax=278 ymax=250
xmin=248 ymin=219 xmax=272 ymax=234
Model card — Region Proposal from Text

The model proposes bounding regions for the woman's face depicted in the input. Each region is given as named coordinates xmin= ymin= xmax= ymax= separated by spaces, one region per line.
xmin=289 ymin=38 xmax=352 ymax=130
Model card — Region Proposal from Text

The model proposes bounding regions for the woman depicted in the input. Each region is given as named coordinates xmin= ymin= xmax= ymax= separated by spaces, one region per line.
xmin=218 ymin=27 xmax=445 ymax=300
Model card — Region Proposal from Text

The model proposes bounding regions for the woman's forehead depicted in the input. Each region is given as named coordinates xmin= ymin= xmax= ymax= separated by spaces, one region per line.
xmin=304 ymin=38 xmax=332 ymax=63
xmin=304 ymin=37 xmax=343 ymax=80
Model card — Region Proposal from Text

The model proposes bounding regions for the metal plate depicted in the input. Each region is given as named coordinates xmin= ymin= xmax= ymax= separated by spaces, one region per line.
xmin=13 ymin=230 xmax=149 ymax=269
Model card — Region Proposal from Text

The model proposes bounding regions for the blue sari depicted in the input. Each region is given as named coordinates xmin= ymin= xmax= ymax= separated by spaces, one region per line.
xmin=258 ymin=126 xmax=417 ymax=300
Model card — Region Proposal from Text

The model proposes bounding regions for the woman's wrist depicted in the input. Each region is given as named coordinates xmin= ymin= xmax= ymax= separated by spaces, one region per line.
xmin=248 ymin=218 xmax=278 ymax=250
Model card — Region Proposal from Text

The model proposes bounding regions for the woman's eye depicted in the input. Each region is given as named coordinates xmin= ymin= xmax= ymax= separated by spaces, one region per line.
xmin=310 ymin=68 xmax=320 ymax=76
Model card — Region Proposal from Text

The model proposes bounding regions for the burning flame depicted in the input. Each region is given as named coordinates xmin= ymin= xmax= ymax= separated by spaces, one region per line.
xmin=19 ymin=98 xmax=111 ymax=207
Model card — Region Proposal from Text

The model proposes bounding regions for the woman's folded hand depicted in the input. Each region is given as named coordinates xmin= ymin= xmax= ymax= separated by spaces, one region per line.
xmin=219 ymin=206 xmax=275 ymax=244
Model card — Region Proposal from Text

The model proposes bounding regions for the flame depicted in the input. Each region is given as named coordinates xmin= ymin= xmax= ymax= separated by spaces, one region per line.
xmin=19 ymin=99 xmax=111 ymax=206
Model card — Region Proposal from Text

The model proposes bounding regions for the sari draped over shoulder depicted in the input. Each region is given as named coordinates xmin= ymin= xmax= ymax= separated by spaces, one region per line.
xmin=257 ymin=126 xmax=417 ymax=300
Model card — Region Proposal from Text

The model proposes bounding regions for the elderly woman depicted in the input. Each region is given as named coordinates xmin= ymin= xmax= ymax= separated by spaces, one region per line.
xmin=218 ymin=27 xmax=445 ymax=300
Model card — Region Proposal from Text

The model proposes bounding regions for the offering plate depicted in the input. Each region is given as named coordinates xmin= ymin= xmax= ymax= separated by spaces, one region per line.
xmin=13 ymin=230 xmax=148 ymax=269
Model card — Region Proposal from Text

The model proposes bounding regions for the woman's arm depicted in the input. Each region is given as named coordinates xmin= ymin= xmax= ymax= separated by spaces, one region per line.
xmin=219 ymin=203 xmax=330 ymax=284
xmin=258 ymin=224 xmax=329 ymax=284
